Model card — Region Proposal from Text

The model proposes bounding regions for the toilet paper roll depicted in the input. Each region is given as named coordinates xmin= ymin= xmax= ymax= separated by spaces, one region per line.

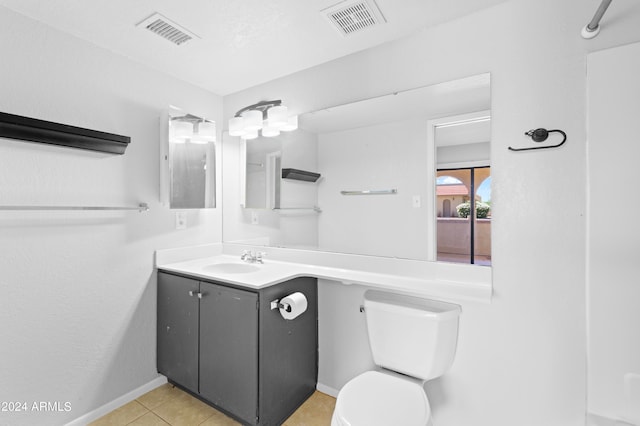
xmin=279 ymin=292 xmax=308 ymax=320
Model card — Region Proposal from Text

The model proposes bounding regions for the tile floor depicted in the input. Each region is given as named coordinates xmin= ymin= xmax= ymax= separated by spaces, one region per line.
xmin=89 ymin=383 xmax=336 ymax=426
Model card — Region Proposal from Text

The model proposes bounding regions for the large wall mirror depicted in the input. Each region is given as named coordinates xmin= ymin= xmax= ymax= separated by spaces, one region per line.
xmin=160 ymin=108 xmax=218 ymax=209
xmin=225 ymin=73 xmax=491 ymax=265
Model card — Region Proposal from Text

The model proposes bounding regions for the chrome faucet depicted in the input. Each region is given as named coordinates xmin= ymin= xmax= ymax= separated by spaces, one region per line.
xmin=241 ymin=250 xmax=265 ymax=264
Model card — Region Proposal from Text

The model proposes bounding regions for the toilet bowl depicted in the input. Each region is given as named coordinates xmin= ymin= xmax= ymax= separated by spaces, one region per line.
xmin=331 ymin=291 xmax=461 ymax=426
xmin=331 ymin=371 xmax=431 ymax=426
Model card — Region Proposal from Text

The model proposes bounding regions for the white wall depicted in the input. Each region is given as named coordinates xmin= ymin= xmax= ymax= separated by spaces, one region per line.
xmin=223 ymin=0 xmax=640 ymax=424
xmin=587 ymin=41 xmax=640 ymax=424
xmin=317 ymin=119 xmax=429 ymax=259
xmin=438 ymin=142 xmax=491 ymax=166
xmin=0 ymin=7 xmax=222 ymax=426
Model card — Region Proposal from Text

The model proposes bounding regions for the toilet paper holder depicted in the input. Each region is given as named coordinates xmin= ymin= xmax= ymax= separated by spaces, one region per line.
xmin=270 ymin=299 xmax=292 ymax=312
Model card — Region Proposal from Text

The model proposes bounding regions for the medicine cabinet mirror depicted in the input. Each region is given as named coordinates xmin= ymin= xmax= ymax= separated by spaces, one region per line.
xmin=225 ymin=73 xmax=491 ymax=264
xmin=160 ymin=108 xmax=218 ymax=209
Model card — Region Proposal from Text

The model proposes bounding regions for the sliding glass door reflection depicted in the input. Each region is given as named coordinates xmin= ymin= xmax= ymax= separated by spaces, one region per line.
xmin=436 ymin=167 xmax=491 ymax=266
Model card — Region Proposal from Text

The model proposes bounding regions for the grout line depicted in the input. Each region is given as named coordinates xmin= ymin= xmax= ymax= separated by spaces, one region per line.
xmin=149 ymin=411 xmax=171 ymax=426
xmin=197 ymin=413 xmax=217 ymax=425
xmin=151 ymin=407 xmax=174 ymax=426
xmin=124 ymin=401 xmax=150 ymax=425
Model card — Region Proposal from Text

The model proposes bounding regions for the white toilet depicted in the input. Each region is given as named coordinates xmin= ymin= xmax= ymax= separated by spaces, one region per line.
xmin=331 ymin=290 xmax=462 ymax=426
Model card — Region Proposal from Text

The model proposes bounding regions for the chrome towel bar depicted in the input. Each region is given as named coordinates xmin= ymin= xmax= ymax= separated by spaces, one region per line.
xmin=340 ymin=189 xmax=397 ymax=195
xmin=273 ymin=206 xmax=322 ymax=213
xmin=0 ymin=203 xmax=149 ymax=212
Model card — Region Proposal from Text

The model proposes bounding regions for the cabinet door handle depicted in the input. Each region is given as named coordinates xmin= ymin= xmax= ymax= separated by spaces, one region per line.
xmin=188 ymin=290 xmax=203 ymax=299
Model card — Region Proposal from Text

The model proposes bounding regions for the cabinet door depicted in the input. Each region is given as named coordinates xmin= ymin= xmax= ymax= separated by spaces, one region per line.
xmin=199 ymin=282 xmax=258 ymax=425
xmin=259 ymin=277 xmax=318 ymax=424
xmin=157 ymin=272 xmax=200 ymax=393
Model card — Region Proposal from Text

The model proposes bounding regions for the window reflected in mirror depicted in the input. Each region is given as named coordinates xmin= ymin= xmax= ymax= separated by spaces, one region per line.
xmin=433 ymin=112 xmax=491 ymax=266
xmin=436 ymin=167 xmax=491 ymax=265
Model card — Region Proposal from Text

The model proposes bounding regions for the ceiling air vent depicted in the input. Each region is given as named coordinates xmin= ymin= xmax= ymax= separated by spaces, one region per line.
xmin=322 ymin=0 xmax=386 ymax=36
xmin=136 ymin=13 xmax=199 ymax=46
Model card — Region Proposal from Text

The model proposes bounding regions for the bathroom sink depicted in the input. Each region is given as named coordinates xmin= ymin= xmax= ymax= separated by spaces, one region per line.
xmin=202 ymin=263 xmax=260 ymax=274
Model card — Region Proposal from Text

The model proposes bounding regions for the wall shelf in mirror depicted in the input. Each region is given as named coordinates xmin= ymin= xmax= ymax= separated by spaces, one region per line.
xmin=281 ymin=168 xmax=321 ymax=182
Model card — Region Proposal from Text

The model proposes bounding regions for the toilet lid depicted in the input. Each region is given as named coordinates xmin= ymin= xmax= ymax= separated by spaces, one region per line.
xmin=335 ymin=371 xmax=430 ymax=426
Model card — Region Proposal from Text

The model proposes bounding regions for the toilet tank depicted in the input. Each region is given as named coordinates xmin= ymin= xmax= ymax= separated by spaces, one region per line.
xmin=364 ymin=290 xmax=461 ymax=381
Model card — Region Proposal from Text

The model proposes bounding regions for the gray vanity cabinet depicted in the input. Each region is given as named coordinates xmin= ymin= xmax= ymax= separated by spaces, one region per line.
xmin=157 ymin=271 xmax=317 ymax=426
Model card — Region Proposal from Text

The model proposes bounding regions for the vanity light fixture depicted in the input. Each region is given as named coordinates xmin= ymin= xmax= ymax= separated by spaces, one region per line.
xmin=192 ymin=120 xmax=216 ymax=144
xmin=171 ymin=120 xmax=192 ymax=143
xmin=170 ymin=116 xmax=216 ymax=144
xmin=229 ymin=100 xmax=298 ymax=139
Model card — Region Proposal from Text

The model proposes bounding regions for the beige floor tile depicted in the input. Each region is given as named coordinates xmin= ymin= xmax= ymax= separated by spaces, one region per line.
xmin=89 ymin=400 xmax=149 ymax=426
xmin=282 ymin=391 xmax=336 ymax=426
xmin=152 ymin=389 xmax=217 ymax=426
xmin=99 ymin=386 xmax=335 ymax=426
xmin=136 ymin=383 xmax=183 ymax=410
xmin=198 ymin=409 xmax=242 ymax=426
xmin=127 ymin=412 xmax=171 ymax=426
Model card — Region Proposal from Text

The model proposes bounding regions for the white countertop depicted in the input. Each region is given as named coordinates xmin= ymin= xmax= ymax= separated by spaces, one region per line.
xmin=156 ymin=244 xmax=493 ymax=304
xmin=159 ymin=254 xmax=321 ymax=289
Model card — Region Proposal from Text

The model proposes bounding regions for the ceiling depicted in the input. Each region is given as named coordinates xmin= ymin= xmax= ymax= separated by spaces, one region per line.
xmin=300 ymin=73 xmax=490 ymax=141
xmin=246 ymin=73 xmax=489 ymax=161
xmin=0 ymin=0 xmax=508 ymax=95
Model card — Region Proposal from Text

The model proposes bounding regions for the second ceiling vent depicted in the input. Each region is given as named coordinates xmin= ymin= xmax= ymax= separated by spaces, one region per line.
xmin=137 ymin=13 xmax=199 ymax=46
xmin=322 ymin=0 xmax=387 ymax=36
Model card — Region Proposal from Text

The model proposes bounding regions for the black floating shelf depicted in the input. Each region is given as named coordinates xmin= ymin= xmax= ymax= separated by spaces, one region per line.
xmin=281 ymin=168 xmax=321 ymax=182
xmin=0 ymin=111 xmax=130 ymax=155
